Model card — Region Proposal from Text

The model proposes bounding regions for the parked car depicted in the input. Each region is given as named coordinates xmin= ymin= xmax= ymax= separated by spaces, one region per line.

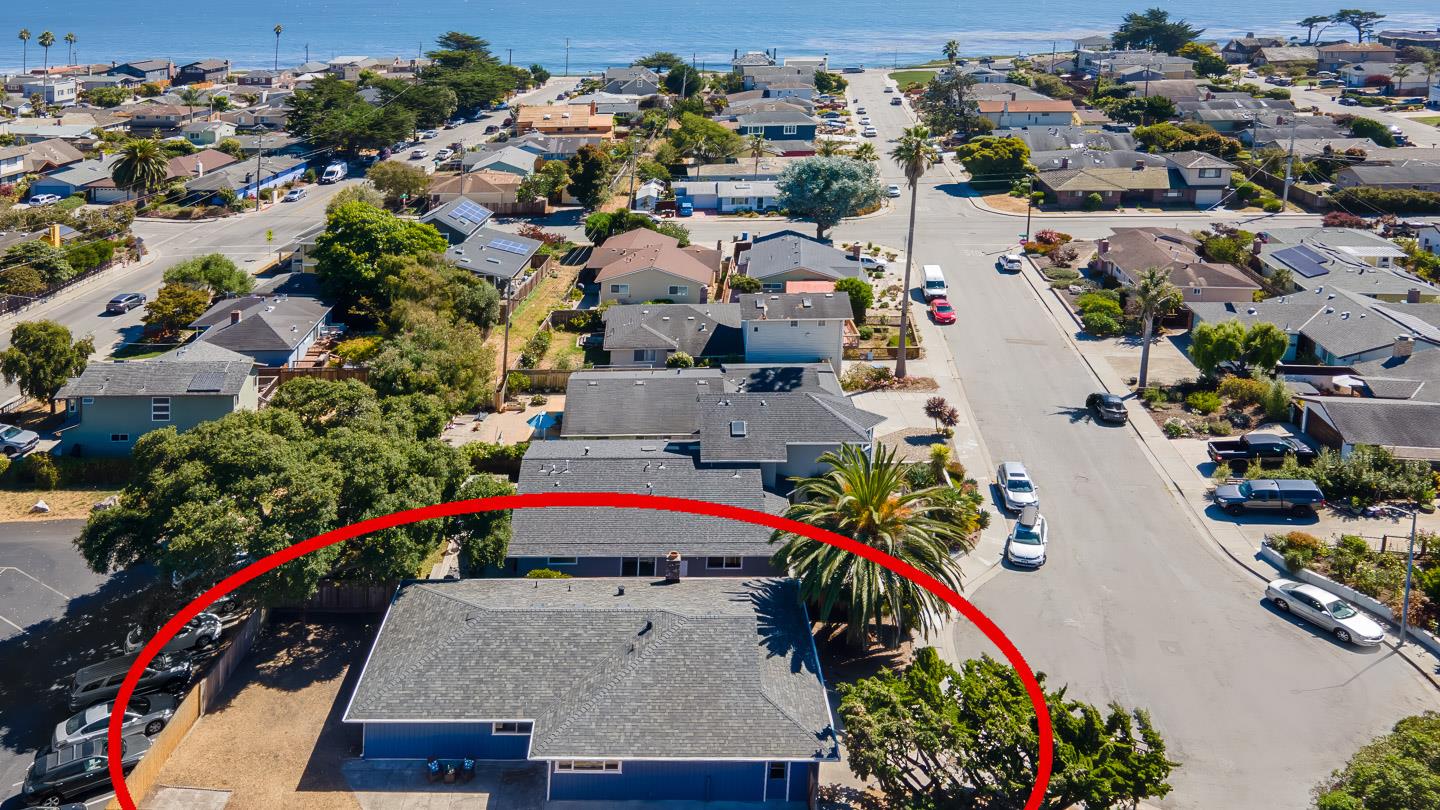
xmin=446 ymin=118 xmax=466 ymax=128
xmin=1213 ymin=478 xmax=1325 ymax=515
xmin=410 ymin=148 xmax=429 ymax=160
xmin=1265 ymin=579 xmax=1385 ymax=646
xmin=435 ymin=148 xmax=454 ymax=161
xmin=1403 ymin=97 xmax=1426 ymax=105
xmin=883 ymin=86 xmax=894 ymax=93
xmin=678 ymin=201 xmax=693 ymax=217
xmin=1006 ymin=505 xmax=1048 ymax=567
xmin=885 ymin=184 xmax=902 ymax=197
xmin=53 ymin=694 xmax=178 ymax=748
xmin=105 ymin=293 xmax=146 ymax=314
xmin=856 ymin=106 xmax=867 ymax=114
xmin=852 ymin=254 xmax=887 ymax=270
xmin=1338 ymin=96 xmax=1359 ymax=106
xmin=27 ymin=193 xmax=62 ymax=206
xmin=1086 ymin=392 xmax=1128 ymax=423
xmin=928 ymin=297 xmax=956 ymax=324
xmin=421 ymin=129 xmax=439 ymax=139
xmin=484 ymin=124 xmax=499 ymax=133
xmin=891 ymin=96 xmax=903 ymax=105
xmin=922 ymin=264 xmax=948 ymax=300
xmin=21 ymin=735 xmax=152 ymax=807
xmin=281 ymin=187 xmax=307 ymax=202
xmin=0 ymin=423 xmax=40 ymax=457
xmin=67 ymin=652 xmax=192 ymax=711
xmin=1207 ymin=432 xmax=1317 ymax=470
xmin=318 ymin=162 xmax=347 ymax=184
xmin=124 ymin=612 xmax=222 ymax=654
xmin=996 ymin=461 xmax=1038 ymax=512
xmin=862 ymin=127 xmax=878 ymax=137
xmin=997 ymin=254 xmax=1024 ymax=272
xmin=1244 ymin=71 xmax=1258 ymax=79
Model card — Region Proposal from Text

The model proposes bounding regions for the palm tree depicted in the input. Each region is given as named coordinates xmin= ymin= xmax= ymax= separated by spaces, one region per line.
xmin=37 ymin=31 xmax=54 ymax=72
xmin=177 ymin=86 xmax=205 ymax=124
xmin=943 ymin=40 xmax=960 ymax=66
xmin=1389 ymin=63 xmax=1412 ymax=95
xmin=1419 ymin=49 xmax=1439 ymax=97
xmin=816 ymin=138 xmax=845 ymax=157
xmin=273 ymin=24 xmax=283 ymax=71
xmin=850 ymin=141 xmax=879 ymax=162
xmin=888 ymin=124 xmax=940 ymax=379
xmin=1133 ymin=266 xmax=1182 ymax=389
xmin=748 ymin=132 xmax=766 ymax=177
xmin=112 ymin=139 xmax=170 ymax=201
xmin=772 ymin=444 xmax=969 ymax=649
xmin=17 ymin=29 xmax=30 ymax=75
xmin=64 ymin=32 xmax=76 ymax=66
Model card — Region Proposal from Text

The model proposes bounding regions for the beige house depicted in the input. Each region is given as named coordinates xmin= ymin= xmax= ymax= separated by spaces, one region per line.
xmin=588 ymin=228 xmax=722 ymax=305
xmin=427 ymin=170 xmax=524 ymax=207
xmin=1095 ymin=227 xmax=1260 ymax=303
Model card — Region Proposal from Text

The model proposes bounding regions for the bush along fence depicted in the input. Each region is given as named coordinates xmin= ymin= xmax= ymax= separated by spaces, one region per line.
xmin=0 ymin=251 xmax=127 ymax=318
xmin=106 ymin=608 xmax=269 ymax=810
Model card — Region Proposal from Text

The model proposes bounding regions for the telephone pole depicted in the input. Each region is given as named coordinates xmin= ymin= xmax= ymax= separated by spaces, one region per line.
xmin=1281 ymin=114 xmax=1298 ymax=211
xmin=564 ymin=38 xmax=570 ymax=77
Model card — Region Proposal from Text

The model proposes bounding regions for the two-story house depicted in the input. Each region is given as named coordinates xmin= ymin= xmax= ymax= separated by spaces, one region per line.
xmin=106 ymin=59 xmax=173 ymax=85
xmin=1317 ymin=42 xmax=1397 ymax=73
xmin=739 ymin=292 xmax=854 ymax=373
xmin=602 ymin=66 xmax=661 ymax=96
xmin=182 ymin=120 xmax=237 ymax=147
xmin=735 ymin=109 xmax=818 ymax=141
xmin=127 ymin=104 xmax=209 ymax=132
xmin=21 ymin=78 xmax=77 ymax=106
xmin=175 ymin=59 xmax=231 ymax=86
xmin=977 ymin=97 xmax=1076 ymax=128
xmin=512 ymin=103 xmax=614 ymax=137
xmin=236 ymin=70 xmax=295 ymax=89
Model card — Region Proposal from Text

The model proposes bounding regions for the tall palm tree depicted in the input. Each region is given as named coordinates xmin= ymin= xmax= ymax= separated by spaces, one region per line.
xmin=943 ymin=40 xmax=960 ymax=66
xmin=1133 ymin=266 xmax=1182 ymax=389
xmin=112 ymin=139 xmax=170 ymax=201
xmin=177 ymin=86 xmax=205 ymax=123
xmin=64 ymin=32 xmax=76 ymax=66
xmin=888 ymin=124 xmax=940 ymax=379
xmin=748 ymin=132 xmax=766 ymax=177
xmin=17 ymin=29 xmax=30 ymax=75
xmin=816 ymin=138 xmax=845 ymax=157
xmin=1389 ymin=63 xmax=1412 ymax=95
xmin=1419 ymin=49 xmax=1439 ymax=97
xmin=273 ymin=24 xmax=283 ymax=71
xmin=850 ymin=141 xmax=879 ymax=162
xmin=37 ymin=31 xmax=54 ymax=72
xmin=772 ymin=444 xmax=969 ymax=649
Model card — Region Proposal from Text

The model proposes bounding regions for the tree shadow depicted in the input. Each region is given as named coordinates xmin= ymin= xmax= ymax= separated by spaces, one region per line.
xmin=294 ymin=617 xmax=374 ymax=793
xmin=932 ymin=182 xmax=977 ymax=199
xmin=818 ymin=784 xmax=886 ymax=810
xmin=205 ymin=616 xmax=376 ymax=714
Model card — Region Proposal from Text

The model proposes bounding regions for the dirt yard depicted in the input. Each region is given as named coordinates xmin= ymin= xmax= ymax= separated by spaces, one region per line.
xmin=0 ymin=488 xmax=117 ymax=520
xmin=155 ymin=617 xmax=376 ymax=810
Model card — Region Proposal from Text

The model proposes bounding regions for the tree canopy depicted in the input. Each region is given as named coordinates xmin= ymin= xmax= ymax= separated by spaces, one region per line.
xmin=776 ymin=157 xmax=883 ymax=239
xmin=841 ymin=647 xmax=1177 ymax=810
xmin=162 ymin=253 xmax=253 ymax=296
xmin=423 ymin=32 xmax=533 ymax=112
xmin=566 ymin=144 xmax=614 ymax=210
xmin=1188 ymin=319 xmax=1248 ymax=376
xmin=916 ymin=71 xmax=984 ymax=137
xmin=285 ymin=76 xmax=416 ymax=153
xmin=311 ymin=200 xmax=449 ymax=313
xmin=669 ymin=112 xmax=745 ymax=163
xmin=664 ymin=64 xmax=702 ymax=97
xmin=1332 ymin=9 xmax=1386 ymax=43
xmin=365 ymin=160 xmax=432 ymax=206
xmin=142 ymin=282 xmax=212 ymax=336
xmin=954 ymin=136 xmax=1033 ymax=187
xmin=0 ymin=320 xmax=94 ymax=411
xmin=1113 ymin=8 xmax=1204 ymax=54
xmin=1177 ymin=42 xmax=1228 ymax=77
xmin=1316 ymin=711 xmax=1440 ymax=809
xmin=633 ymin=51 xmax=686 ymax=71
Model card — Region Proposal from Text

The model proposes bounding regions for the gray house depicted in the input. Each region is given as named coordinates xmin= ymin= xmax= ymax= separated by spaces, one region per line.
xmin=188 ymin=291 xmax=333 ymax=367
xmin=501 ymin=440 xmax=784 ymax=577
xmin=737 ymin=230 xmax=864 ymax=290
xmin=739 ymin=292 xmax=854 ymax=373
xmin=602 ymin=304 xmax=744 ymax=368
xmin=602 ymin=67 xmax=661 ymax=96
xmin=343 ymin=577 xmax=836 ymax=805
xmin=54 ymin=344 xmax=258 ymax=456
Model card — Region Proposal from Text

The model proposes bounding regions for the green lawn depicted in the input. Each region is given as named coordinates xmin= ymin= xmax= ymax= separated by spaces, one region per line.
xmin=1415 ymin=116 xmax=1440 ymax=128
xmin=888 ymin=70 xmax=937 ymax=90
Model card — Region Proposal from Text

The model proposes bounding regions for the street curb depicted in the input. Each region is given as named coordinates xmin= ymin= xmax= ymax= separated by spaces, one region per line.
xmin=965 ymin=194 xmax=1318 ymax=220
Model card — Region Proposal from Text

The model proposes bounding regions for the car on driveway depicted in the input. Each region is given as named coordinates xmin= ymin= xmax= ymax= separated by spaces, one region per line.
xmin=21 ymin=734 xmax=151 ymax=807
xmin=1006 ymin=505 xmax=1048 ymax=567
xmin=996 ymin=461 xmax=1038 ymax=512
xmin=1265 ymin=579 xmax=1386 ymax=646
xmin=27 ymin=193 xmax=62 ymax=206
xmin=1086 ymin=392 xmax=1128 ymax=423
xmin=124 ymin=611 xmax=222 ymax=654
xmin=435 ymin=148 xmax=454 ymax=161
xmin=53 ymin=694 xmax=178 ymax=748
xmin=1213 ymin=478 xmax=1325 ymax=515
xmin=105 ymin=292 xmax=146 ymax=314
xmin=929 ymin=297 xmax=956 ymax=324
xmin=1 ymin=423 xmax=41 ymax=457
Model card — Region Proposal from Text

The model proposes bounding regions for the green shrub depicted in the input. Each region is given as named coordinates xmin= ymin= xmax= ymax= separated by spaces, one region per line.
xmin=1075 ymin=290 xmax=1121 ymax=312
xmin=529 ymin=394 xmax=547 ymax=406
xmin=1162 ymin=417 xmax=1191 ymax=438
xmin=1206 ymin=420 xmax=1233 ymax=436
xmin=1186 ymin=391 xmax=1222 ymax=414
xmin=1081 ymin=310 xmax=1122 ymax=336
xmin=22 ymin=453 xmax=60 ymax=490
xmin=524 ymin=568 xmax=573 ymax=579
xmin=464 ymin=441 xmax=530 ymax=480
xmin=1042 ymin=267 xmax=1081 ymax=282
xmin=1140 ymin=387 xmax=1168 ymax=407
xmin=858 ymin=326 xmax=874 ymax=340
xmin=1218 ymin=376 xmax=1270 ymax=406
xmin=1260 ymin=197 xmax=1284 ymax=213
xmin=665 ymin=351 xmax=695 ymax=368
xmin=1270 ymin=531 xmax=1323 ymax=572
xmin=54 ymin=457 xmax=134 ymax=486
xmin=505 ymin=371 xmax=530 ymax=394
xmin=518 ymin=329 xmax=552 ymax=368
xmin=1082 ymin=192 xmax=1104 ymax=211
xmin=1261 ymin=378 xmax=1291 ymax=421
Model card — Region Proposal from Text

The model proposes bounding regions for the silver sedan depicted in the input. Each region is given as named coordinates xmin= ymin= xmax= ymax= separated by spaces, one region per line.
xmin=1265 ymin=579 xmax=1386 ymax=646
xmin=53 ymin=693 xmax=178 ymax=748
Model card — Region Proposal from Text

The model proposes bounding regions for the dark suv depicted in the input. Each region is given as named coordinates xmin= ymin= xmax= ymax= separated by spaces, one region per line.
xmin=21 ymin=734 xmax=151 ymax=806
xmin=1086 ymin=392 xmax=1128 ymax=423
xmin=105 ymin=293 xmax=146 ymax=314
xmin=67 ymin=651 xmax=192 ymax=711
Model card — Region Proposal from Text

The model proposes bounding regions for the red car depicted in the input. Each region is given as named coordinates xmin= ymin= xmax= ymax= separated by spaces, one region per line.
xmin=929 ymin=297 xmax=956 ymax=324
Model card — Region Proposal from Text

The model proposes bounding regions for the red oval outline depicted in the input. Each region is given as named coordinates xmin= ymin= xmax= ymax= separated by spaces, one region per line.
xmin=107 ymin=492 xmax=1053 ymax=808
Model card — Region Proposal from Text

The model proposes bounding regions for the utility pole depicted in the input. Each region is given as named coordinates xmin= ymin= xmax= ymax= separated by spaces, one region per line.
xmin=498 ymin=284 xmax=513 ymax=404
xmin=564 ymin=38 xmax=570 ymax=77
xmin=1281 ymin=113 xmax=1298 ymax=211
xmin=252 ymin=131 xmax=265 ymax=212
xmin=305 ymin=44 xmax=309 ymax=63
xmin=1400 ymin=507 xmax=1419 ymax=647
xmin=508 ymin=48 xmax=512 ymax=66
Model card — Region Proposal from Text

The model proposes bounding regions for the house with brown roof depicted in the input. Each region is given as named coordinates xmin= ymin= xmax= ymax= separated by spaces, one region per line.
xmin=126 ymin=104 xmax=211 ymax=132
xmin=976 ymin=97 xmax=1076 ymax=128
xmin=1317 ymin=42 xmax=1397 ymax=73
xmin=1222 ymin=36 xmax=1286 ymax=64
xmin=1253 ymin=46 xmax=1319 ymax=69
xmin=427 ymin=169 xmax=525 ymax=208
xmin=0 ymin=138 xmax=83 ymax=184
xmin=513 ymin=102 xmax=614 ymax=136
xmin=1037 ymin=151 xmax=1235 ymax=209
xmin=1094 ymin=227 xmax=1261 ymax=303
xmin=588 ymin=229 xmax=723 ymax=305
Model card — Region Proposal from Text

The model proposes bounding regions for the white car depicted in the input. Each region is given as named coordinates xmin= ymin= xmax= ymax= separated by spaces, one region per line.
xmin=859 ymin=117 xmax=872 ymax=126
xmin=410 ymin=148 xmax=429 ymax=160
xmin=1265 ymin=579 xmax=1386 ymax=646
xmin=997 ymin=461 xmax=1038 ymax=512
xmin=855 ymin=255 xmax=888 ymax=270
xmin=125 ymin=612 xmax=223 ymax=654
xmin=1006 ymin=506 xmax=1048 ymax=568
xmin=862 ymin=127 xmax=878 ymax=138
xmin=886 ymin=184 xmax=902 ymax=197
xmin=421 ymin=129 xmax=439 ymax=139
xmin=435 ymin=148 xmax=454 ymax=161
xmin=1244 ymin=71 xmax=1258 ymax=79
xmin=281 ymin=188 xmax=306 ymax=202
xmin=997 ymin=253 xmax=1024 ymax=272
xmin=27 ymin=193 xmax=61 ymax=206
xmin=883 ymin=86 xmax=894 ymax=93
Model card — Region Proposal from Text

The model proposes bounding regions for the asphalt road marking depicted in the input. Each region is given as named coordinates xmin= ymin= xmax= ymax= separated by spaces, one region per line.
xmin=0 ymin=566 xmax=69 ymax=599
xmin=0 ymin=614 xmax=21 ymax=632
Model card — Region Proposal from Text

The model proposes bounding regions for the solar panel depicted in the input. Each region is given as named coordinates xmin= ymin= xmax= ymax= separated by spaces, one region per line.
xmin=187 ymin=371 xmax=227 ymax=393
xmin=451 ymin=200 xmax=492 ymax=227
xmin=488 ymin=238 xmax=531 ymax=255
xmin=1273 ymin=245 xmax=1329 ymax=279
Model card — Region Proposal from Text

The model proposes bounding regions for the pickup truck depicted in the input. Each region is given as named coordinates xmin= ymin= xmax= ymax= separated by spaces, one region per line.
xmin=1207 ymin=432 xmax=1317 ymax=470
xmin=1213 ymin=479 xmax=1325 ymax=515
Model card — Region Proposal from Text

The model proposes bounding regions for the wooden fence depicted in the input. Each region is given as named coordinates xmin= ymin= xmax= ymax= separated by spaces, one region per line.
xmin=272 ymin=366 xmax=371 ymax=385
xmin=510 ymin=368 xmax=576 ymax=392
xmin=279 ymin=581 xmax=396 ymax=613
xmin=107 ymin=608 xmax=269 ymax=810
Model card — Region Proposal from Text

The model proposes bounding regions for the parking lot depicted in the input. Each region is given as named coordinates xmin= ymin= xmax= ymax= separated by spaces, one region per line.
xmin=0 ymin=519 xmax=158 ymax=809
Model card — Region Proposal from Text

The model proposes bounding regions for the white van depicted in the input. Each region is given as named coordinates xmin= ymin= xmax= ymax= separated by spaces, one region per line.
xmin=922 ymin=265 xmax=948 ymax=300
xmin=319 ymin=162 xmax=347 ymax=184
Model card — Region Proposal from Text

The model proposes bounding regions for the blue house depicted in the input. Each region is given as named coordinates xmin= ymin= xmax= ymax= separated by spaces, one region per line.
xmin=735 ymin=109 xmax=819 ymax=141
xmin=186 ymin=155 xmax=306 ymax=203
xmin=106 ymin=59 xmax=174 ymax=84
xmin=187 ymin=282 xmax=333 ymax=367
xmin=343 ymin=577 xmax=837 ymax=806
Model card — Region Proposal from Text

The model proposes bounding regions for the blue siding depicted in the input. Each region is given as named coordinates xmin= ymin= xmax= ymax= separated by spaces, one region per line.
xmin=550 ymin=760 xmax=770 ymax=802
xmin=363 ymin=722 xmax=530 ymax=759
xmin=789 ymin=762 xmax=815 ymax=802
xmin=500 ymin=555 xmax=781 ymax=578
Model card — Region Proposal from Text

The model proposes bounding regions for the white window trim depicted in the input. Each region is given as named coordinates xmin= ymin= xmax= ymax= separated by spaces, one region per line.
xmin=554 ymin=760 xmax=623 ymax=774
xmin=782 ymin=124 xmax=798 ymax=135
xmin=492 ymin=721 xmax=533 ymax=735
xmin=609 ymin=283 xmax=629 ymax=296
xmin=667 ymin=285 xmax=689 ymax=297
xmin=151 ymin=396 xmax=171 ymax=422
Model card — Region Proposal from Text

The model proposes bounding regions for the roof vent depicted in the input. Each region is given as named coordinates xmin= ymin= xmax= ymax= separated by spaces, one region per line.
xmin=583 ymin=446 xmax=590 ymax=455
xmin=1325 ymin=307 xmax=1335 ymax=314
xmin=801 ymin=298 xmax=812 ymax=308
xmin=634 ymin=380 xmax=645 ymax=386
xmin=661 ymin=316 xmax=670 ymax=321
xmin=729 ymin=419 xmax=747 ymax=437
xmin=588 ymin=380 xmax=598 ymax=386
xmin=687 ymin=316 xmax=695 ymax=320
xmin=1246 ymin=307 xmax=1257 ymax=315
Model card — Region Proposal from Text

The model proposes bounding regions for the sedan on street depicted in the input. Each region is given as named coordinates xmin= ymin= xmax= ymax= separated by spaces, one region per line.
xmin=886 ymin=184 xmax=902 ymax=197
xmin=105 ymin=293 xmax=146 ymax=314
xmin=53 ymin=694 xmax=178 ymax=748
xmin=929 ymin=297 xmax=956 ymax=324
xmin=410 ymin=148 xmax=429 ymax=159
xmin=1086 ymin=392 xmax=1128 ymax=423
xmin=996 ymin=461 xmax=1038 ymax=512
xmin=1006 ymin=505 xmax=1048 ymax=567
xmin=282 ymin=188 xmax=307 ymax=202
xmin=1266 ymin=579 xmax=1386 ymax=646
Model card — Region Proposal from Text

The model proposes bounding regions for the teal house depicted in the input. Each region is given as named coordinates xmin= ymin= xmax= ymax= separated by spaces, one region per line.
xmin=54 ymin=343 xmax=258 ymax=457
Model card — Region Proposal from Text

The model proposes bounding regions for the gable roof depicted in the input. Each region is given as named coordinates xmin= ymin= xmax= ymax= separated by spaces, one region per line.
xmin=586 ymin=227 xmax=679 ymax=269
xmin=163 ymin=149 xmax=238 ymax=180
xmin=736 ymin=109 xmax=818 ymax=127
xmin=1255 ymin=46 xmax=1319 ymax=62
xmin=977 ymin=99 xmax=1077 ymax=114
xmin=1037 ymin=165 xmax=1171 ymax=192
xmin=420 ymin=197 xmax=494 ymax=240
xmin=593 ymin=244 xmax=717 ymax=286
xmin=190 ymin=293 xmax=331 ymax=354
xmin=1189 ymin=288 xmax=1440 ymax=360
xmin=994 ymin=125 xmax=1137 ymax=152
xmin=603 ymin=304 xmax=743 ymax=357
xmin=698 ymin=392 xmax=884 ymax=463
xmin=1301 ymin=398 xmax=1440 ymax=454
xmin=343 ymin=577 xmax=837 ymax=762
xmin=511 ymin=440 xmax=777 ymax=557
xmin=743 ymin=230 xmax=861 ymax=282
xmin=562 ymin=369 xmax=722 ymax=438
xmin=738 ymin=292 xmax=854 ymax=321
xmin=428 ymin=169 xmax=522 ymax=198
xmin=56 ymin=359 xmax=253 ymax=398
xmin=12 ymin=138 xmax=84 ymax=172
xmin=445 ymin=226 xmax=541 ymax=283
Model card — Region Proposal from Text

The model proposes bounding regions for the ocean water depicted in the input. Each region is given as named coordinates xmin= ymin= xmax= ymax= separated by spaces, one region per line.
xmin=2 ymin=2 xmax=1435 ymax=75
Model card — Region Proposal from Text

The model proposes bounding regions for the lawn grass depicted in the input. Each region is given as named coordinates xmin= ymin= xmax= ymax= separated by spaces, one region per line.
xmin=1415 ymin=116 xmax=1440 ymax=128
xmin=488 ymin=262 xmax=582 ymax=381
xmin=888 ymin=70 xmax=937 ymax=90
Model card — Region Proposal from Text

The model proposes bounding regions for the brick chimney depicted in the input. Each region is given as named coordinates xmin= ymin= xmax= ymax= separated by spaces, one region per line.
xmin=851 ymin=243 xmax=862 ymax=260
xmin=1407 ymin=287 xmax=1422 ymax=304
xmin=1393 ymin=335 xmax=1414 ymax=358
xmin=1133 ymin=159 xmax=1145 ymax=170
xmin=1098 ymin=238 xmax=1110 ymax=253
xmin=1252 ymin=237 xmax=1264 ymax=255
xmin=229 ymin=309 xmax=242 ymax=325
xmin=664 ymin=551 xmax=683 ymax=582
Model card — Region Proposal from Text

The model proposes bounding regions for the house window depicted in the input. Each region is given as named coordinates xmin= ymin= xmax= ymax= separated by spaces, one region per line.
xmin=151 ymin=397 xmax=171 ymax=422
xmin=782 ymin=124 xmax=798 ymax=135
xmin=110 ymin=434 xmax=130 ymax=443
xmin=706 ymin=556 xmax=743 ymax=569
xmin=621 ymin=557 xmax=656 ymax=576
xmin=1164 ymin=190 xmax=1181 ymax=197
xmin=67 ymin=399 xmax=78 ymax=413
xmin=633 ymin=349 xmax=657 ymax=363
xmin=609 ymin=284 xmax=629 ymax=296
xmin=492 ymin=721 xmax=533 ymax=735
xmin=1199 ymin=168 xmax=1222 ymax=178
xmin=555 ymin=760 xmax=622 ymax=773
xmin=769 ymin=762 xmax=787 ymax=780
xmin=790 ymin=320 xmax=799 ymax=327
xmin=667 ymin=285 xmax=689 ymax=297
xmin=547 ymin=557 xmax=578 ymax=566
xmin=818 ymin=320 xmax=827 ymax=326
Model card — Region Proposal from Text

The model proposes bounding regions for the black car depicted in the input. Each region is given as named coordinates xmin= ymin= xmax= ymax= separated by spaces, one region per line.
xmin=1086 ymin=392 xmax=1128 ymax=423
xmin=1214 ymin=478 xmax=1326 ymax=515
xmin=21 ymin=734 xmax=151 ymax=806
xmin=105 ymin=293 xmax=145 ymax=314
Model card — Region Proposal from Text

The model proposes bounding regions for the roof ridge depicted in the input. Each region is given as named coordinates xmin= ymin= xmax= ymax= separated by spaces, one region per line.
xmin=806 ymin=393 xmax=870 ymax=436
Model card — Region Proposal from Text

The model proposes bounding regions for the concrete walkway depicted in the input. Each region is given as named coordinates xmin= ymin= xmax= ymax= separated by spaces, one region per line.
xmin=343 ymin=760 xmax=545 ymax=810
xmin=143 ymin=786 xmax=232 ymax=810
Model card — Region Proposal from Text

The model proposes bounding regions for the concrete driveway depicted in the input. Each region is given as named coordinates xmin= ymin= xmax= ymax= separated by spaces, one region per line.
xmin=343 ymin=761 xmax=544 ymax=810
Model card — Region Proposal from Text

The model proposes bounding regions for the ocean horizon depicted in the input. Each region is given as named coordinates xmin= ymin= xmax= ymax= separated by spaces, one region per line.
xmin=1 ymin=2 xmax=1435 ymax=76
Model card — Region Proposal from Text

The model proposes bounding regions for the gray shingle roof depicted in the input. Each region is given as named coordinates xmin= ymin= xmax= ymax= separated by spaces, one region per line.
xmin=344 ymin=577 xmax=837 ymax=761
xmin=993 ymin=125 xmax=1137 ymax=153
xmin=1190 ymin=289 xmax=1440 ymax=360
xmin=736 ymin=109 xmax=818 ymax=127
xmin=738 ymin=292 xmax=854 ymax=321
xmin=446 ymin=226 xmax=541 ymax=284
xmin=742 ymin=230 xmax=861 ymax=282
xmin=602 ymin=304 xmax=743 ymax=357
xmin=190 ymin=294 xmax=331 ymax=354
xmin=56 ymin=359 xmax=252 ymax=398
xmin=1303 ymin=397 xmax=1440 ymax=450
xmin=511 ymin=440 xmax=776 ymax=557
xmin=562 ymin=369 xmax=722 ymax=438
xmin=1353 ymin=350 xmax=1440 ymax=383
xmin=699 ymin=393 xmax=884 ymax=463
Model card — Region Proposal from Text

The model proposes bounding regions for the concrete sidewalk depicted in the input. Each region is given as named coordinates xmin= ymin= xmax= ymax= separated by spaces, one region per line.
xmin=1014 ymin=254 xmax=1440 ymax=689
